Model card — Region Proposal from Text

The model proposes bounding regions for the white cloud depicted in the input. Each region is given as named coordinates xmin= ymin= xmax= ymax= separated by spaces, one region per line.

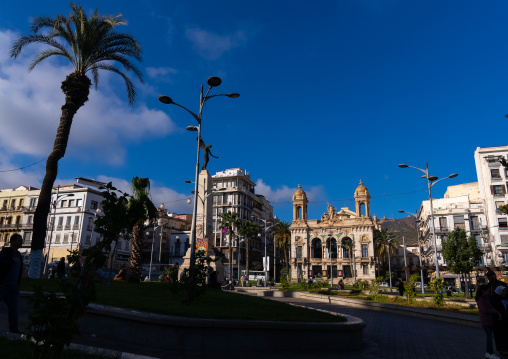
xmin=255 ymin=179 xmax=326 ymax=204
xmin=185 ymin=26 xmax=246 ymax=60
xmin=96 ymin=175 xmax=193 ymax=214
xmin=0 ymin=29 xmax=178 ymax=167
xmin=146 ymin=66 xmax=178 ymax=81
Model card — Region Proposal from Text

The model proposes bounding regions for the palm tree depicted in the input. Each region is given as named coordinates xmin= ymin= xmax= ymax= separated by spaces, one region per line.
xmin=238 ymin=221 xmax=258 ymax=281
xmin=273 ymin=221 xmax=291 ymax=272
xmin=341 ymin=237 xmax=355 ymax=279
xmin=219 ymin=211 xmax=241 ymax=283
xmin=10 ymin=3 xmax=143 ymax=278
xmin=374 ymin=229 xmax=399 ymax=274
xmin=127 ymin=177 xmax=157 ymax=283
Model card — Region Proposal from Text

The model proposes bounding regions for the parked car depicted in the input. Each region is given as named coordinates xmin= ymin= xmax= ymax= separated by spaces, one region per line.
xmin=379 ymin=282 xmax=389 ymax=287
xmin=414 ymin=282 xmax=428 ymax=288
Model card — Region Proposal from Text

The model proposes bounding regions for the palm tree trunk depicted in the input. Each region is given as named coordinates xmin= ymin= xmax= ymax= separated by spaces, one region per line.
xmin=228 ymin=230 xmax=233 ymax=283
xmin=128 ymin=221 xmax=145 ymax=282
xmin=246 ymin=237 xmax=249 ymax=281
xmin=29 ymin=72 xmax=91 ymax=279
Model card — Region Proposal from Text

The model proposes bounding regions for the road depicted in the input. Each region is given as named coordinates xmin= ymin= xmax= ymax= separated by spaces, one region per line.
xmin=269 ymin=296 xmax=487 ymax=359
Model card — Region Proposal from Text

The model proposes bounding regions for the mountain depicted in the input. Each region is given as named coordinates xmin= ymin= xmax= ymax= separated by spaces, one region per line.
xmin=378 ymin=216 xmax=418 ymax=245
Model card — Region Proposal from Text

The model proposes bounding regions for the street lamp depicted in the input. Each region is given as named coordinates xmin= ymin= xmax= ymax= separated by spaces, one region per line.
xmin=399 ymin=163 xmax=458 ymax=278
xmin=398 ymin=210 xmax=425 ymax=294
xmin=252 ymin=216 xmax=276 ymax=286
xmin=147 ymin=223 xmax=161 ymax=281
xmin=43 ymin=188 xmax=74 ymax=277
xmin=159 ymin=77 xmax=239 ymax=270
xmin=385 ymin=237 xmax=396 ymax=292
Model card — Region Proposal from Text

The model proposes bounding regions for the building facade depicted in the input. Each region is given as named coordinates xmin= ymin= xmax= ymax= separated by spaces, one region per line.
xmin=290 ymin=181 xmax=379 ymax=284
xmin=211 ymin=168 xmax=276 ymax=279
xmin=475 ymin=146 xmax=508 ymax=266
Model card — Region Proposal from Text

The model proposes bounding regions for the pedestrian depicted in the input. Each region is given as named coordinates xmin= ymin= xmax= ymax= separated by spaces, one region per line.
xmin=397 ymin=281 xmax=405 ymax=296
xmin=56 ymin=257 xmax=66 ymax=279
xmin=475 ymin=284 xmax=501 ymax=359
xmin=486 ymin=270 xmax=508 ymax=356
xmin=0 ymin=234 xmax=23 ymax=333
xmin=242 ymin=274 xmax=247 ymax=287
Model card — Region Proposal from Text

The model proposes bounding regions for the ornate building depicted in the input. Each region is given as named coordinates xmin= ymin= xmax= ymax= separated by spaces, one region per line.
xmin=290 ymin=181 xmax=380 ymax=283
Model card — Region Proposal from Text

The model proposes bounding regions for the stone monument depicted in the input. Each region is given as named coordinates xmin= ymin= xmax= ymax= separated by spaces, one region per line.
xmin=180 ymin=170 xmax=225 ymax=284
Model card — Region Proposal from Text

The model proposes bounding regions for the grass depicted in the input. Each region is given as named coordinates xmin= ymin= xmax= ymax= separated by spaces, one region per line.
xmin=0 ymin=337 xmax=111 ymax=359
xmin=19 ymin=278 xmax=345 ymax=323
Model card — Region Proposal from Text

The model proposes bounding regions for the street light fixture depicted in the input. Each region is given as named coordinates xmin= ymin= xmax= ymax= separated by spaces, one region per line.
xmin=252 ymin=216 xmax=276 ymax=286
xmin=398 ymin=163 xmax=458 ymax=278
xmin=398 ymin=210 xmax=425 ymax=294
xmin=159 ymin=77 xmax=239 ymax=270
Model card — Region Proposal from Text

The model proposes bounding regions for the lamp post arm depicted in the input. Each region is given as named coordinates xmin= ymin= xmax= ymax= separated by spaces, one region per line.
xmin=404 ymin=165 xmax=428 ymax=176
xmin=172 ymin=102 xmax=201 ymax=123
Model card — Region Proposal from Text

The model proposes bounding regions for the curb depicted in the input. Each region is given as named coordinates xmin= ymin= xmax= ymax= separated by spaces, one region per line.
xmin=0 ymin=331 xmax=160 ymax=359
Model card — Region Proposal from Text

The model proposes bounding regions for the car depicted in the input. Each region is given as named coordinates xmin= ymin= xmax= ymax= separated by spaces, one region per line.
xmin=414 ymin=282 xmax=428 ymax=288
xmin=379 ymin=282 xmax=389 ymax=287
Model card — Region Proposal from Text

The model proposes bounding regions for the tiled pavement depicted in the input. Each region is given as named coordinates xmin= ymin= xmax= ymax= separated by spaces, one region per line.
xmin=269 ymin=296 xmax=489 ymax=359
xmin=0 ymin=293 xmax=498 ymax=359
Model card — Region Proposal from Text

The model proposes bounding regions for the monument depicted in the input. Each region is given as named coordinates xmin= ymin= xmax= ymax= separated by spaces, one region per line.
xmin=180 ymin=169 xmax=225 ymax=283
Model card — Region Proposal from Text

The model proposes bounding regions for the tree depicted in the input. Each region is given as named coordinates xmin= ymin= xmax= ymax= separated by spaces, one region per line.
xmin=341 ymin=237 xmax=355 ymax=279
xmin=127 ymin=177 xmax=157 ymax=283
xmin=273 ymin=221 xmax=291 ymax=272
xmin=238 ymin=220 xmax=258 ymax=281
xmin=219 ymin=211 xmax=241 ymax=282
xmin=442 ymin=227 xmax=483 ymax=298
xmin=374 ymin=229 xmax=399 ymax=266
xmin=10 ymin=3 xmax=143 ymax=278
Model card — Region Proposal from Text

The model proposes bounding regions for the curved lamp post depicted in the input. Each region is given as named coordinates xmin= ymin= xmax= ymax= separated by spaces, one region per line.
xmin=399 ymin=163 xmax=458 ymax=278
xmin=398 ymin=210 xmax=425 ymax=293
xmin=159 ymin=77 xmax=239 ymax=269
xmin=252 ymin=216 xmax=276 ymax=286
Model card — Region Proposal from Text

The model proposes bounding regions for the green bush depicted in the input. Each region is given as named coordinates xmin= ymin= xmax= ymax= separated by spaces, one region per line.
xmin=406 ymin=274 xmax=420 ymax=302
xmin=280 ymin=268 xmax=291 ymax=291
xmin=429 ymin=277 xmax=445 ymax=306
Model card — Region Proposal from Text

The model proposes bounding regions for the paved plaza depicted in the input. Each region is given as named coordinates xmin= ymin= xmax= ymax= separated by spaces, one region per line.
xmin=0 ymin=294 xmax=492 ymax=359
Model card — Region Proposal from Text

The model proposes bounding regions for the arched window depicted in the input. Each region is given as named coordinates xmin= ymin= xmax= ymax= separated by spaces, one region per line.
xmin=311 ymin=238 xmax=322 ymax=258
xmin=341 ymin=237 xmax=353 ymax=258
xmin=326 ymin=237 xmax=337 ymax=258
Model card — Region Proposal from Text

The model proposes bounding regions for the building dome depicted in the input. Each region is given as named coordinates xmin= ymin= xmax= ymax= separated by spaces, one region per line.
xmin=355 ymin=180 xmax=368 ymax=193
xmin=293 ymin=184 xmax=307 ymax=199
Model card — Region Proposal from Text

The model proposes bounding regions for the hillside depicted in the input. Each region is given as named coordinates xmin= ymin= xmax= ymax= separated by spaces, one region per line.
xmin=378 ymin=216 xmax=418 ymax=245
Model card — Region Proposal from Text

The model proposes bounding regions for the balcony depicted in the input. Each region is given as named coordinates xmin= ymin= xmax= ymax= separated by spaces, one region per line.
xmin=454 ymin=223 xmax=466 ymax=230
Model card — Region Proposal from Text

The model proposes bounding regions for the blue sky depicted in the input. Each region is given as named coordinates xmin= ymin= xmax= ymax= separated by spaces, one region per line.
xmin=0 ymin=1 xmax=507 ymax=222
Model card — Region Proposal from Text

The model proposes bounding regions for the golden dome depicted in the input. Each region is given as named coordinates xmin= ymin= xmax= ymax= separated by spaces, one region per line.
xmin=293 ymin=184 xmax=307 ymax=198
xmin=355 ymin=179 xmax=368 ymax=193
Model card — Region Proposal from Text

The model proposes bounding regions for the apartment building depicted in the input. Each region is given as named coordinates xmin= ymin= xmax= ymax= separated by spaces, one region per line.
xmin=475 ymin=145 xmax=508 ymax=265
xmin=211 ymin=168 xmax=276 ymax=279
xmin=417 ymin=183 xmax=489 ymax=273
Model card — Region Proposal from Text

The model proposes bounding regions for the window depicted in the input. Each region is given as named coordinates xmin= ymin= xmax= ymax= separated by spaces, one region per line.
xmin=296 ymin=246 xmax=302 ymax=259
xmin=76 ymin=199 xmax=82 ymax=207
xmin=19 ymin=199 xmax=24 ymax=207
xmin=58 ymin=217 xmax=63 ymax=226
xmin=29 ymin=198 xmax=37 ymax=207
xmin=470 ymin=216 xmax=479 ymax=230
xmin=55 ymin=234 xmax=61 ymax=244
xmin=361 ymin=244 xmax=368 ymax=258
xmin=312 ymin=239 xmax=322 ymax=259
xmin=491 ymin=169 xmax=501 ymax=179
xmin=66 ymin=216 xmax=71 ymax=225
xmin=60 ymin=200 xmax=67 ymax=208
xmin=492 ymin=185 xmax=505 ymax=196
xmin=74 ymin=216 xmax=79 ymax=225
xmin=453 ymin=215 xmax=465 ymax=229
xmin=28 ymin=215 xmax=33 ymax=224
xmin=501 ymin=235 xmax=508 ymax=244
xmin=439 ymin=217 xmax=448 ymax=230
xmin=68 ymin=200 xmax=75 ymax=207
xmin=342 ymin=265 xmax=352 ymax=278
xmin=10 ymin=199 xmax=16 ymax=208
xmin=91 ymin=201 xmax=98 ymax=210
xmin=23 ymin=232 xmax=31 ymax=244
xmin=326 ymin=265 xmax=337 ymax=278
xmin=363 ymin=265 xmax=369 ymax=275
xmin=499 ymin=218 xmax=508 ymax=228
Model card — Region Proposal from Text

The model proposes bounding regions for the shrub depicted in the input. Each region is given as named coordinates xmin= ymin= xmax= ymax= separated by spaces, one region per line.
xmin=280 ymin=268 xmax=290 ymax=291
xmin=406 ymin=274 xmax=420 ymax=303
xmin=429 ymin=277 xmax=445 ymax=306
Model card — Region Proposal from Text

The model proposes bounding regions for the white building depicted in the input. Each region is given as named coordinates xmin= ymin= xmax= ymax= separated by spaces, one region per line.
xmin=211 ymin=168 xmax=276 ymax=278
xmin=475 ymin=146 xmax=508 ymax=265
xmin=417 ymin=182 xmax=489 ymax=271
